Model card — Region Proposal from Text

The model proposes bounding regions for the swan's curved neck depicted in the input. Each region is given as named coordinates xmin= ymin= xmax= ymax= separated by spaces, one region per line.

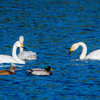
xmin=78 ymin=42 xmax=87 ymax=59
xmin=20 ymin=41 xmax=24 ymax=53
xmin=12 ymin=44 xmax=25 ymax=64
xmin=20 ymin=47 xmax=23 ymax=52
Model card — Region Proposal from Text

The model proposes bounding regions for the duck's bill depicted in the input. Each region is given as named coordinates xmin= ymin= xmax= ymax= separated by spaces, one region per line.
xmin=15 ymin=68 xmax=19 ymax=70
xmin=68 ymin=51 xmax=72 ymax=55
xmin=50 ymin=68 xmax=54 ymax=70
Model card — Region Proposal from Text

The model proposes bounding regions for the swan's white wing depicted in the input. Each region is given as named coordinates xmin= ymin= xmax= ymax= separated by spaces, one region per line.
xmin=85 ymin=49 xmax=100 ymax=60
xmin=0 ymin=55 xmax=17 ymax=63
xmin=18 ymin=51 xmax=37 ymax=60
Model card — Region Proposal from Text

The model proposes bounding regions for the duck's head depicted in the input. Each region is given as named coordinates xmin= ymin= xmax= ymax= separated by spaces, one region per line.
xmin=10 ymin=66 xmax=19 ymax=71
xmin=45 ymin=66 xmax=54 ymax=71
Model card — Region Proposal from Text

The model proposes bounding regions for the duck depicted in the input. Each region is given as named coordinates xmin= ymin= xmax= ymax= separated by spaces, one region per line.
xmin=0 ymin=66 xmax=18 ymax=75
xmin=0 ymin=41 xmax=26 ymax=64
xmin=18 ymin=36 xmax=37 ymax=60
xmin=69 ymin=42 xmax=100 ymax=60
xmin=27 ymin=66 xmax=54 ymax=75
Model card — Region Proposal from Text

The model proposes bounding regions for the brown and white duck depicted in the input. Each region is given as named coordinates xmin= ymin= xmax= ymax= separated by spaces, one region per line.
xmin=0 ymin=66 xmax=18 ymax=75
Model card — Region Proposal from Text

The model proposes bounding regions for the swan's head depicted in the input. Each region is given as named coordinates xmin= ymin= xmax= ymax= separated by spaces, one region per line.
xmin=15 ymin=41 xmax=26 ymax=49
xmin=69 ymin=43 xmax=79 ymax=55
xmin=19 ymin=36 xmax=24 ymax=43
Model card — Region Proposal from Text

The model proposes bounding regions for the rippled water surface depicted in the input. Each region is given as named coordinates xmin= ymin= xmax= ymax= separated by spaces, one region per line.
xmin=0 ymin=0 xmax=100 ymax=100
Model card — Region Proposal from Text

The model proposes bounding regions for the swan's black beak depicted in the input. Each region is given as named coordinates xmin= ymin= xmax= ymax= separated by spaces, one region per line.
xmin=68 ymin=48 xmax=72 ymax=55
xmin=21 ymin=43 xmax=27 ymax=50
xmin=23 ymin=46 xmax=27 ymax=50
xmin=68 ymin=51 xmax=72 ymax=55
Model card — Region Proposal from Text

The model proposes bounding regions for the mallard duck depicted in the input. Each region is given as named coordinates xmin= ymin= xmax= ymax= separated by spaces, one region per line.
xmin=18 ymin=36 xmax=37 ymax=60
xmin=27 ymin=66 xmax=54 ymax=75
xmin=0 ymin=66 xmax=18 ymax=75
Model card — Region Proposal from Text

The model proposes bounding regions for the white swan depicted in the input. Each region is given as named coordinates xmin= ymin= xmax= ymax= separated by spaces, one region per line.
xmin=69 ymin=42 xmax=100 ymax=60
xmin=0 ymin=41 xmax=25 ymax=64
xmin=18 ymin=36 xmax=37 ymax=60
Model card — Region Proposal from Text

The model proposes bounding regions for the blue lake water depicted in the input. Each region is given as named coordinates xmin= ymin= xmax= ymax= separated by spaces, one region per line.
xmin=0 ymin=0 xmax=100 ymax=99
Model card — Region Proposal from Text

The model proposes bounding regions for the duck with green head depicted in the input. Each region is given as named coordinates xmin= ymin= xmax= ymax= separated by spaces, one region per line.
xmin=27 ymin=66 xmax=54 ymax=75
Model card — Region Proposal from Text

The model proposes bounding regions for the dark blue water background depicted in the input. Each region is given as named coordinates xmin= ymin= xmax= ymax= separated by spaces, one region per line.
xmin=0 ymin=0 xmax=100 ymax=100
